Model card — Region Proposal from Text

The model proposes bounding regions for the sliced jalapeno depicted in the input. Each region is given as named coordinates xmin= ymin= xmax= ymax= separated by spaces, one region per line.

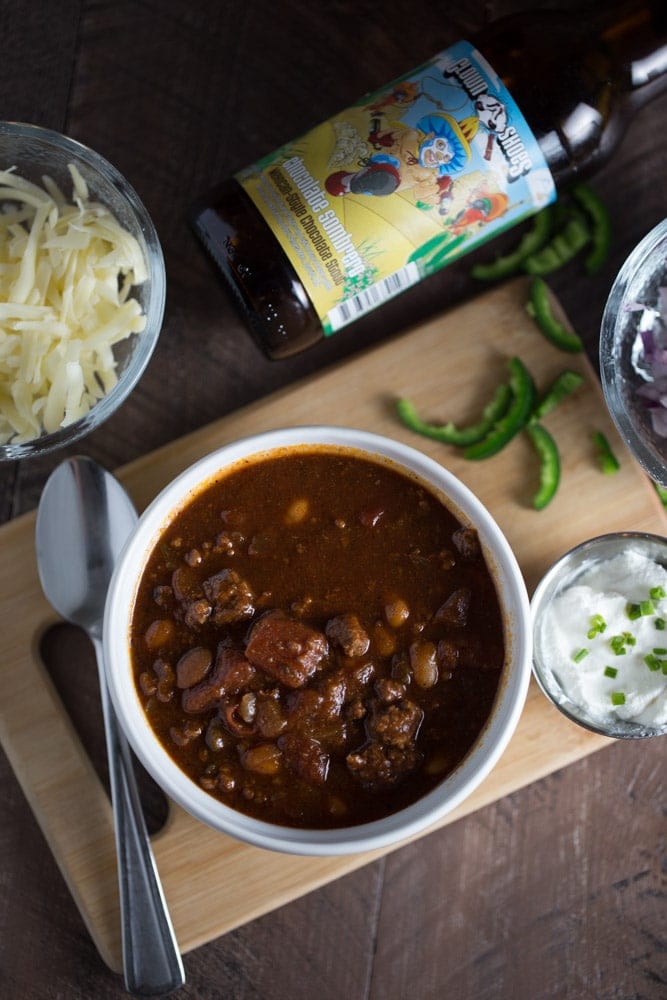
xmin=592 ymin=430 xmax=620 ymax=474
xmin=523 ymin=214 xmax=590 ymax=275
xmin=526 ymin=277 xmax=584 ymax=353
xmin=653 ymin=481 xmax=667 ymax=507
xmin=396 ymin=382 xmax=512 ymax=447
xmin=531 ymin=369 xmax=584 ymax=422
xmin=573 ymin=184 xmax=612 ymax=274
xmin=525 ymin=422 xmax=561 ymax=510
xmin=464 ymin=357 xmax=536 ymax=460
xmin=471 ymin=206 xmax=553 ymax=281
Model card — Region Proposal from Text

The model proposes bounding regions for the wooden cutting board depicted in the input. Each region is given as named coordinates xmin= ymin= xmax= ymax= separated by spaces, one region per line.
xmin=1 ymin=277 xmax=665 ymax=972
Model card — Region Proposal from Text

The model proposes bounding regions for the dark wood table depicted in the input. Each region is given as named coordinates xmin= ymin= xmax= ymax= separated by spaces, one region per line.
xmin=2 ymin=2 xmax=665 ymax=997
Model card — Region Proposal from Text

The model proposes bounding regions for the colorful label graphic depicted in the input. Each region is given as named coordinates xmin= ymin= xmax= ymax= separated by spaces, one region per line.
xmin=237 ymin=41 xmax=556 ymax=334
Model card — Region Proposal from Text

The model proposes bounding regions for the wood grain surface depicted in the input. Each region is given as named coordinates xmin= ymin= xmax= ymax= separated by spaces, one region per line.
xmin=4 ymin=277 xmax=662 ymax=974
xmin=1 ymin=2 xmax=666 ymax=999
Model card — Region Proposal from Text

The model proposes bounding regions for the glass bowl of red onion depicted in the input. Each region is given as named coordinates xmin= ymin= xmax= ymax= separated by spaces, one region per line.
xmin=600 ymin=219 xmax=667 ymax=488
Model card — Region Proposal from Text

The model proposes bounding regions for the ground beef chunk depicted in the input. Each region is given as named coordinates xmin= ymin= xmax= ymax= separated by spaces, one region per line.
xmin=279 ymin=733 xmax=330 ymax=785
xmin=170 ymin=567 xmax=212 ymax=627
xmin=152 ymin=584 xmax=174 ymax=609
xmin=246 ymin=611 xmax=328 ymax=688
xmin=367 ymin=699 xmax=422 ymax=749
xmin=374 ymin=678 xmax=406 ymax=703
xmin=452 ymin=527 xmax=481 ymax=560
xmin=345 ymin=694 xmax=423 ymax=790
xmin=436 ymin=639 xmax=460 ymax=672
xmin=346 ymin=742 xmax=421 ymax=789
xmin=184 ymin=598 xmax=212 ymax=628
xmin=285 ymin=676 xmax=349 ymax=750
xmin=202 ymin=568 xmax=255 ymax=624
xmin=434 ymin=587 xmax=472 ymax=627
xmin=447 ymin=634 xmax=504 ymax=671
xmin=325 ymin=614 xmax=370 ymax=657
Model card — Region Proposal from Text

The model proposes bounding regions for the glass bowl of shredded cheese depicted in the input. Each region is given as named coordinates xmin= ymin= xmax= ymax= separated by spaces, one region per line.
xmin=0 ymin=121 xmax=165 ymax=460
xmin=600 ymin=219 xmax=667 ymax=488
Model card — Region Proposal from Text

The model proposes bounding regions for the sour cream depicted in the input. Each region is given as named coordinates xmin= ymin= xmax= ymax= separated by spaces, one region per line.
xmin=540 ymin=549 xmax=667 ymax=727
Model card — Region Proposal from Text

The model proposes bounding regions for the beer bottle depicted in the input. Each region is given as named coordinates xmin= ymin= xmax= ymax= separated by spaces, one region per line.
xmin=191 ymin=2 xmax=667 ymax=359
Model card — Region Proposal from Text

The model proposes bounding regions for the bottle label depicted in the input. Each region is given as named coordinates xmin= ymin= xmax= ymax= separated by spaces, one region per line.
xmin=236 ymin=41 xmax=556 ymax=334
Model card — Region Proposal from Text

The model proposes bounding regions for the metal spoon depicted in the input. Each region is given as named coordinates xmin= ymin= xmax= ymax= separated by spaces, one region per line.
xmin=35 ymin=456 xmax=185 ymax=996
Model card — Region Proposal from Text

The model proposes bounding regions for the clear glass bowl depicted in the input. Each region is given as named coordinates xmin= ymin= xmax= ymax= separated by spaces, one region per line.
xmin=600 ymin=219 xmax=667 ymax=487
xmin=0 ymin=121 xmax=166 ymax=461
xmin=531 ymin=532 xmax=667 ymax=740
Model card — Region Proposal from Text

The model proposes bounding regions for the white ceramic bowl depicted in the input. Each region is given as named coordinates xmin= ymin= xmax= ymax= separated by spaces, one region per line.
xmin=0 ymin=121 xmax=165 ymax=461
xmin=104 ymin=426 xmax=532 ymax=855
xmin=600 ymin=218 xmax=667 ymax=487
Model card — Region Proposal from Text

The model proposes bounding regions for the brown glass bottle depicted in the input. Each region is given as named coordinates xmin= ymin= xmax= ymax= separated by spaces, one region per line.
xmin=192 ymin=2 xmax=667 ymax=360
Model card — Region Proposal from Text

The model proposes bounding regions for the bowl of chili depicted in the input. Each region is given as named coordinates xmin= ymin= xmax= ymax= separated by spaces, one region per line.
xmin=104 ymin=426 xmax=532 ymax=855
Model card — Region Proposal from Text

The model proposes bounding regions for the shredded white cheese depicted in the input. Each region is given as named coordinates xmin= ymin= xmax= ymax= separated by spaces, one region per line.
xmin=0 ymin=163 xmax=148 ymax=444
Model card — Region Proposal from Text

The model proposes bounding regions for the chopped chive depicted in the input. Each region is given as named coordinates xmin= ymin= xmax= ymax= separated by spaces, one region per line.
xmin=644 ymin=654 xmax=663 ymax=672
xmin=627 ymin=601 xmax=655 ymax=620
xmin=611 ymin=692 xmax=626 ymax=706
xmin=663 ymin=663 xmax=667 ymax=675
xmin=587 ymin=613 xmax=606 ymax=638
xmin=656 ymin=618 xmax=666 ymax=630
xmin=610 ymin=632 xmax=635 ymax=654
xmin=653 ymin=647 xmax=667 ymax=656
xmin=573 ymin=648 xmax=589 ymax=663
xmin=604 ymin=665 xmax=618 ymax=678
xmin=650 ymin=586 xmax=666 ymax=600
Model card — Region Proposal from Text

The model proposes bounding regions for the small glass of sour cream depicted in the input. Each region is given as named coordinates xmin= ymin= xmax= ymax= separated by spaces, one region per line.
xmin=532 ymin=533 xmax=667 ymax=738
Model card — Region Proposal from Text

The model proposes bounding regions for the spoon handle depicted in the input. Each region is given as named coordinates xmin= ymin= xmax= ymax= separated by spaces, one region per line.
xmin=93 ymin=636 xmax=185 ymax=996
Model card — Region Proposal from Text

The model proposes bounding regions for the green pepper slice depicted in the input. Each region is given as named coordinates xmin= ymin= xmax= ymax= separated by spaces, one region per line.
xmin=592 ymin=430 xmax=620 ymax=473
xmin=464 ymin=357 xmax=537 ymax=460
xmin=396 ymin=382 xmax=512 ymax=447
xmin=653 ymin=481 xmax=667 ymax=507
xmin=471 ymin=207 xmax=553 ymax=281
xmin=531 ymin=369 xmax=584 ymax=422
xmin=523 ymin=214 xmax=590 ymax=275
xmin=526 ymin=277 xmax=584 ymax=353
xmin=573 ymin=184 xmax=612 ymax=274
xmin=525 ymin=422 xmax=561 ymax=509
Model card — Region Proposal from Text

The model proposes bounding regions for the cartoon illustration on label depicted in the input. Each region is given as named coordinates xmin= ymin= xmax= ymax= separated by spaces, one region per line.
xmin=237 ymin=41 xmax=556 ymax=333
xmin=325 ymin=113 xmax=479 ymax=210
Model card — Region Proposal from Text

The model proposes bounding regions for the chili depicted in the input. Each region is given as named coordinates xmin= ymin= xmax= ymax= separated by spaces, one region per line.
xmin=592 ymin=430 xmax=621 ymax=474
xmin=396 ymin=382 xmax=512 ymax=447
xmin=129 ymin=448 xmax=506 ymax=830
xmin=523 ymin=213 xmax=590 ymax=275
xmin=573 ymin=184 xmax=612 ymax=274
xmin=526 ymin=277 xmax=584 ymax=353
xmin=525 ymin=422 xmax=561 ymax=510
xmin=471 ymin=207 xmax=553 ymax=281
xmin=464 ymin=357 xmax=536 ymax=460
xmin=531 ymin=369 xmax=584 ymax=422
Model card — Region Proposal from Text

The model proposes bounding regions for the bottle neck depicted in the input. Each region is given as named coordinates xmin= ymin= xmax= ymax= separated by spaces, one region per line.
xmin=475 ymin=2 xmax=667 ymax=187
